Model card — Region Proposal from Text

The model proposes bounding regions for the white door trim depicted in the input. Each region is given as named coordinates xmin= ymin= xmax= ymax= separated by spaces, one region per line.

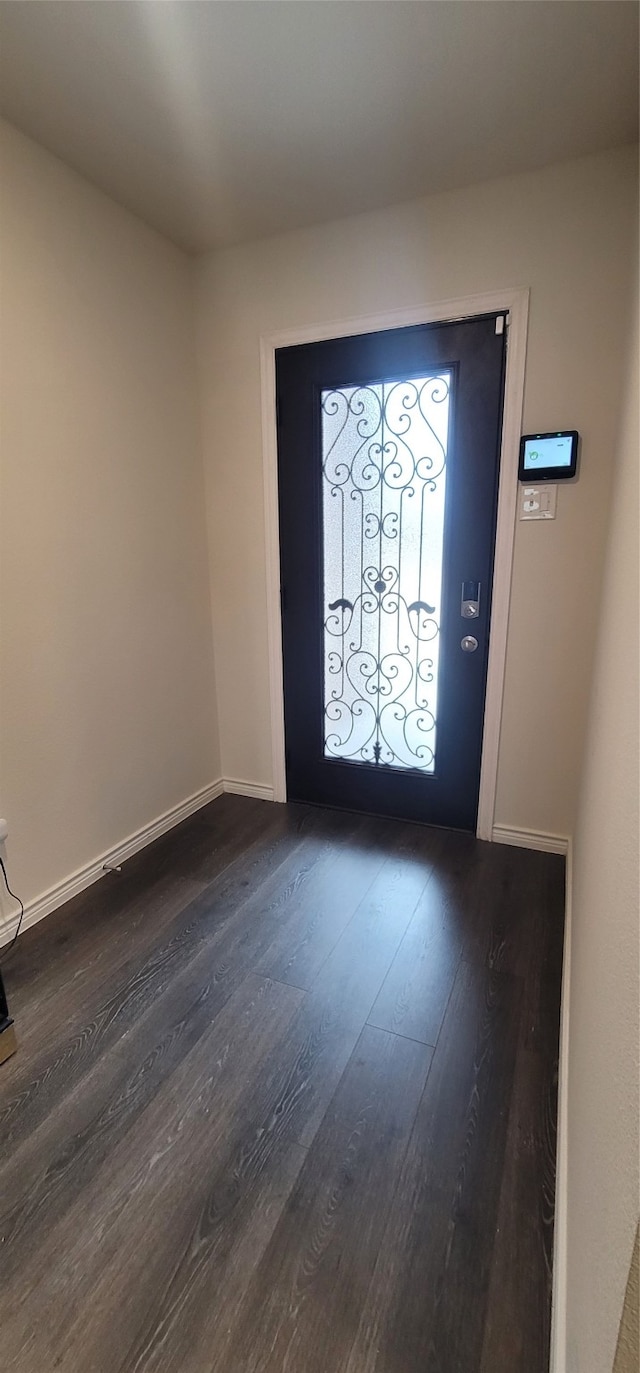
xmin=260 ymin=287 xmax=530 ymax=837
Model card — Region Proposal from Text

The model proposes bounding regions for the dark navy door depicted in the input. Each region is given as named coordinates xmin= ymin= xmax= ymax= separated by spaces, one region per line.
xmin=276 ymin=314 xmax=506 ymax=830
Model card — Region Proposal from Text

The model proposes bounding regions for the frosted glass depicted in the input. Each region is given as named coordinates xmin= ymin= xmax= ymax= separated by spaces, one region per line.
xmin=322 ymin=374 xmax=450 ymax=773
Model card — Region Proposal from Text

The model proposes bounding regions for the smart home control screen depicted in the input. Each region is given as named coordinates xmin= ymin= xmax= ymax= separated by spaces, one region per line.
xmin=522 ymin=434 xmax=574 ymax=472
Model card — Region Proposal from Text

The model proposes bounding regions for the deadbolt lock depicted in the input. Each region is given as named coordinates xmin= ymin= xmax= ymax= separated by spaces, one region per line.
xmin=461 ymin=580 xmax=480 ymax=618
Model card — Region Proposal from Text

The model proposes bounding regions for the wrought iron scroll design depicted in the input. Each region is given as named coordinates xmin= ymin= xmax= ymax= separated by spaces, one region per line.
xmin=322 ymin=374 xmax=450 ymax=772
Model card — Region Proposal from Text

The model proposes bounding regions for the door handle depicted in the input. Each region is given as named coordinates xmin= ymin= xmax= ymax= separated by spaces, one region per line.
xmin=461 ymin=635 xmax=479 ymax=653
xmin=461 ymin=581 xmax=480 ymax=618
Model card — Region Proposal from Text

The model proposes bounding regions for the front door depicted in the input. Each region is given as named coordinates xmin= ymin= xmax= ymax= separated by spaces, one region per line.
xmin=276 ymin=314 xmax=506 ymax=830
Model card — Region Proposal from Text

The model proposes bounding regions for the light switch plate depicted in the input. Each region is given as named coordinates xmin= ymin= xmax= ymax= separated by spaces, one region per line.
xmin=519 ymin=484 xmax=557 ymax=520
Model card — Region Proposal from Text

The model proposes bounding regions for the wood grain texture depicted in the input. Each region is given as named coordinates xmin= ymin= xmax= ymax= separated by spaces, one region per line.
xmin=345 ymin=957 xmax=523 ymax=1373
xmin=254 ymin=814 xmax=388 ymax=987
xmin=1 ymin=975 xmax=305 ymax=1371
xmin=4 ymin=794 xmax=266 ymax=1003
xmin=0 ymin=802 xmax=342 ymax=1146
xmin=223 ymin=1025 xmax=433 ymax=1373
xmin=367 ymin=828 xmax=467 ymax=1043
xmin=0 ymin=798 xmax=565 ymax=1373
xmin=479 ymin=1047 xmax=557 ymax=1373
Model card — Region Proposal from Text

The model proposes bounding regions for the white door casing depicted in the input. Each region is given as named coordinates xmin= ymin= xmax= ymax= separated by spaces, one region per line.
xmin=260 ymin=287 xmax=530 ymax=840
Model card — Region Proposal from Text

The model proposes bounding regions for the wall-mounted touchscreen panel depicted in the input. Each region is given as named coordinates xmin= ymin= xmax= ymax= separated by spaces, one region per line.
xmin=519 ymin=431 xmax=579 ymax=482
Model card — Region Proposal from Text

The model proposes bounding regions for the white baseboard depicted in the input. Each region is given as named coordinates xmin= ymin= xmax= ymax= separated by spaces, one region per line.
xmin=0 ymin=778 xmax=224 ymax=948
xmin=491 ymin=824 xmax=569 ymax=856
xmin=223 ymin=778 xmax=275 ymax=802
xmin=550 ymin=836 xmax=573 ymax=1373
xmin=0 ymin=787 xmax=564 ymax=951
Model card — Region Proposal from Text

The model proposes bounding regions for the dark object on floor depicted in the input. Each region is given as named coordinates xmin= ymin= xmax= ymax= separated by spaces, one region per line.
xmin=0 ymin=965 xmax=17 ymax=1064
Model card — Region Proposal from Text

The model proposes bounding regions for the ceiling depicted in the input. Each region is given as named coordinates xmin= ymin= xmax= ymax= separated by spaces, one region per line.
xmin=0 ymin=1 xmax=637 ymax=254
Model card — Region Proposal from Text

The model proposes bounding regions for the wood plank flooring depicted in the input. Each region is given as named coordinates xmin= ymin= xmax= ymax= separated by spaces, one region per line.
xmin=0 ymin=794 xmax=565 ymax=1373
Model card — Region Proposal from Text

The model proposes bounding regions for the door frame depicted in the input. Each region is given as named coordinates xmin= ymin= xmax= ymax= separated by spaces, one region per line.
xmin=260 ymin=287 xmax=529 ymax=840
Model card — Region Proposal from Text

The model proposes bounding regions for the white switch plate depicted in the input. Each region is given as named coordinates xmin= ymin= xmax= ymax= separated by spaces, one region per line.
xmin=519 ymin=484 xmax=557 ymax=520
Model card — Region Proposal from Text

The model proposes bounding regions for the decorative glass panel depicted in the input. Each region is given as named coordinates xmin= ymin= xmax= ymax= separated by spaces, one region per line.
xmin=322 ymin=373 xmax=451 ymax=772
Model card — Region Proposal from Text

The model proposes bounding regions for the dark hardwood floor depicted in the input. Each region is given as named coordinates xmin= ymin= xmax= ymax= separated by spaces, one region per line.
xmin=0 ymin=795 xmax=565 ymax=1373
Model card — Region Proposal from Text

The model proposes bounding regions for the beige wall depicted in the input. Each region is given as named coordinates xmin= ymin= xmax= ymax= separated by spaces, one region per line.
xmin=196 ymin=147 xmax=637 ymax=835
xmin=0 ymin=120 xmax=220 ymax=910
xmin=564 ymin=296 xmax=639 ymax=1373
xmin=613 ymin=1227 xmax=639 ymax=1373
xmin=1 ymin=112 xmax=637 ymax=1365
